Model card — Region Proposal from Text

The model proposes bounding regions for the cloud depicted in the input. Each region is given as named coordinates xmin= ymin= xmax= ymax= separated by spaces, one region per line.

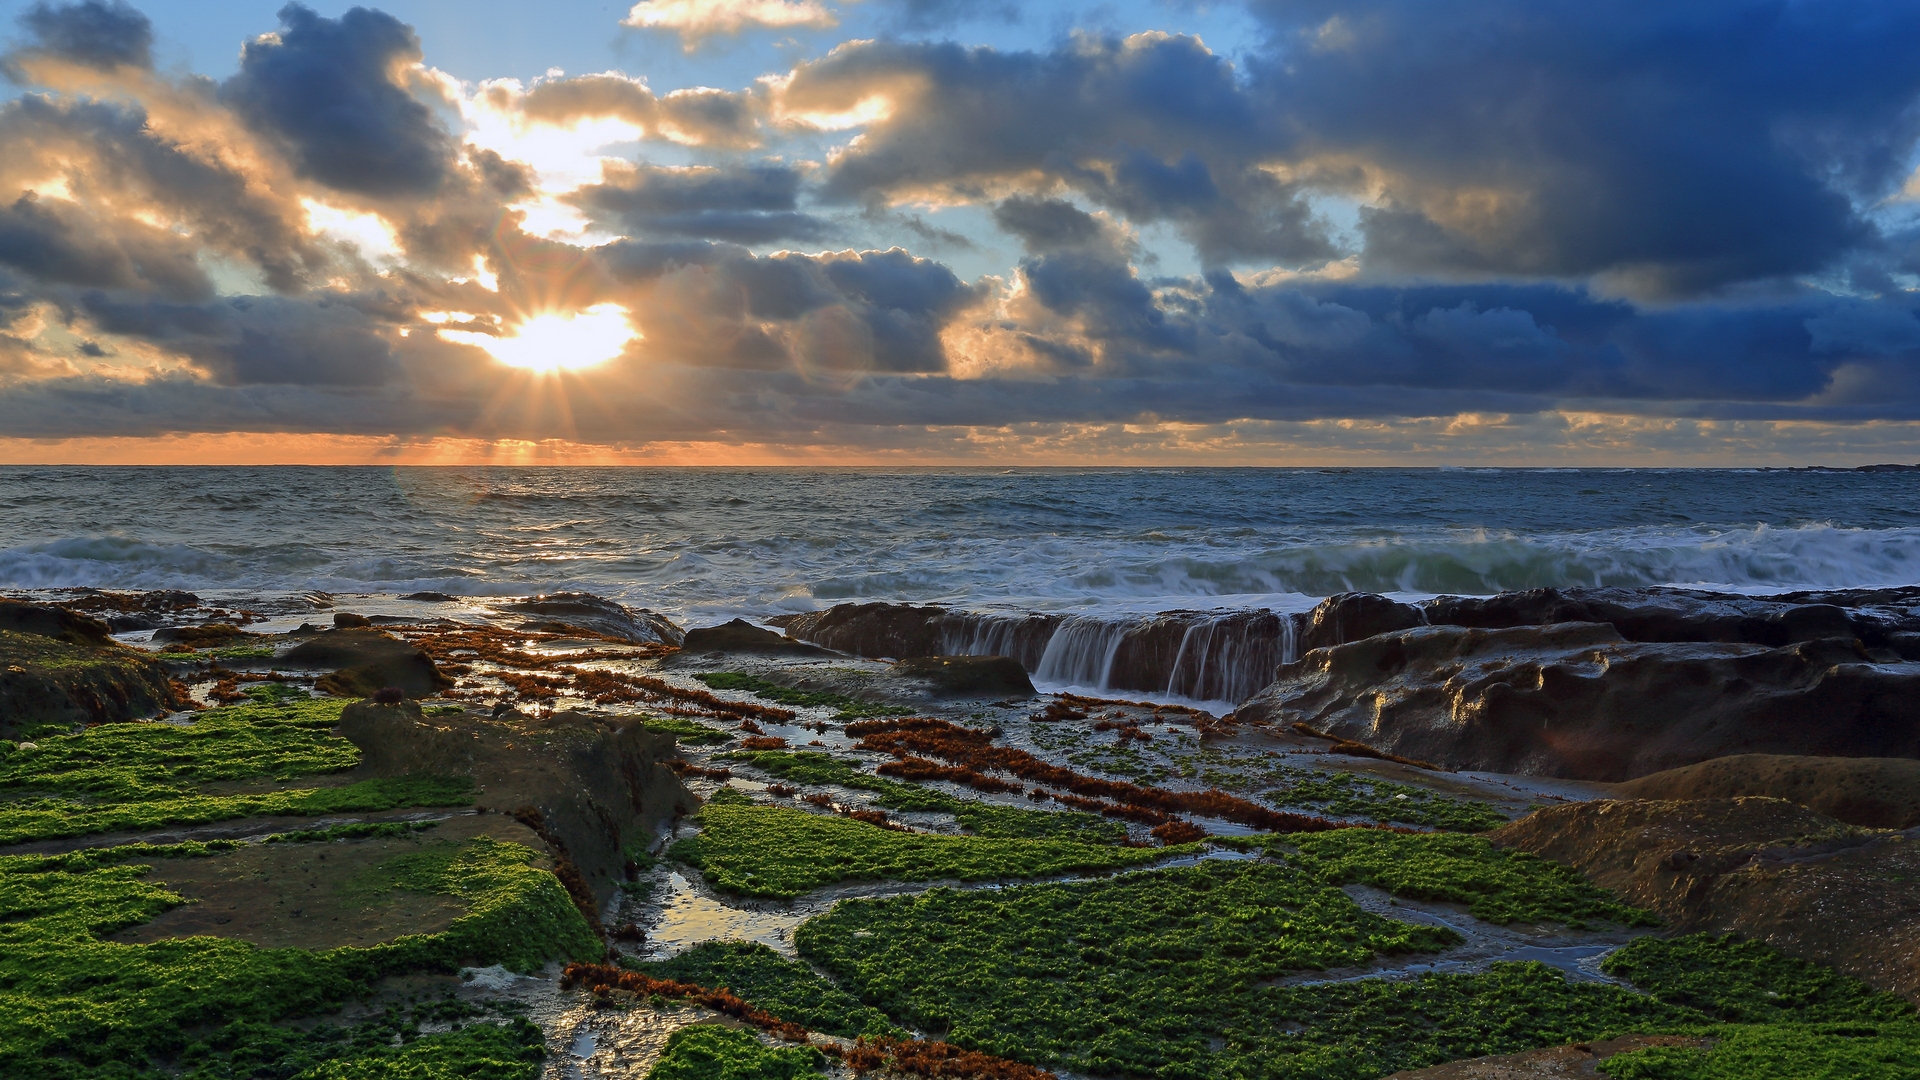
xmin=569 ymin=161 xmax=831 ymax=243
xmin=623 ymin=0 xmax=837 ymax=50
xmin=223 ymin=4 xmax=458 ymax=198
xmin=11 ymin=0 xmax=152 ymax=72
xmin=510 ymin=73 xmax=763 ymax=148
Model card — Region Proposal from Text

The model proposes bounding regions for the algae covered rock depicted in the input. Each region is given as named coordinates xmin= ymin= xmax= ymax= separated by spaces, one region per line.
xmin=337 ymin=698 xmax=693 ymax=902
xmin=891 ymin=654 xmax=1036 ymax=697
xmin=1614 ymin=753 xmax=1920 ymax=829
xmin=283 ymin=627 xmax=451 ymax=698
xmin=0 ymin=598 xmax=189 ymax=734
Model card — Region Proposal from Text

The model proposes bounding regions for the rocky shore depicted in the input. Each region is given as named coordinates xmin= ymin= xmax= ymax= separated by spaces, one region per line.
xmin=2 ymin=582 xmax=1917 ymax=1079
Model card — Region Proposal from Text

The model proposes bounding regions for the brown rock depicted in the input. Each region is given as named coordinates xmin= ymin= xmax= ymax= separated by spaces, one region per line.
xmin=1299 ymin=592 xmax=1425 ymax=653
xmin=892 ymin=655 xmax=1036 ymax=697
xmin=1613 ymin=754 xmax=1920 ymax=829
xmin=1491 ymin=798 xmax=1920 ymax=1001
xmin=283 ymin=628 xmax=452 ymax=699
xmin=496 ymin=593 xmax=683 ymax=645
xmin=1235 ymin=622 xmax=1920 ymax=780
xmin=679 ymin=618 xmax=833 ymax=656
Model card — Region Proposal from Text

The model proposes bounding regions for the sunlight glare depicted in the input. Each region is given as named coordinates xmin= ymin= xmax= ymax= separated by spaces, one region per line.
xmin=438 ymin=304 xmax=636 ymax=373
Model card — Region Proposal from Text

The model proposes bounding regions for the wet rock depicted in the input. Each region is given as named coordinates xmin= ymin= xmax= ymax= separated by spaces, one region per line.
xmin=784 ymin=602 xmax=1291 ymax=701
xmin=497 ymin=593 xmax=684 ymax=646
xmin=1493 ymin=798 xmax=1920 ymax=1001
xmin=891 ymin=655 xmax=1036 ymax=698
xmin=1423 ymin=585 xmax=1916 ymax=649
xmin=0 ymin=599 xmax=189 ymax=733
xmin=401 ymin=591 xmax=457 ymax=602
xmin=678 ymin=618 xmax=832 ymax=656
xmin=1298 ymin=592 xmax=1425 ymax=653
xmin=1613 ymin=754 xmax=1920 ymax=830
xmin=282 ymin=628 xmax=452 ymax=699
xmin=1236 ymin=622 xmax=1920 ymax=780
xmin=332 ymin=612 xmax=371 ymax=629
xmin=338 ymin=699 xmax=694 ymax=903
xmin=151 ymin=624 xmax=247 ymax=646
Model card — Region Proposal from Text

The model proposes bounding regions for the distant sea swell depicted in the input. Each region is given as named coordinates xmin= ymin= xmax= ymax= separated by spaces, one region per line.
xmin=3 ymin=466 xmax=1918 ymax=625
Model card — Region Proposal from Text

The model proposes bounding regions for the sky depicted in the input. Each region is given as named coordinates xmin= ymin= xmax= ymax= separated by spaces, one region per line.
xmin=1 ymin=0 xmax=1919 ymax=464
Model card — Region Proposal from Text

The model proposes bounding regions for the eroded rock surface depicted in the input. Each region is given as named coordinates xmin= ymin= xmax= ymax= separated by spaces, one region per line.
xmin=497 ymin=593 xmax=684 ymax=646
xmin=338 ymin=699 xmax=695 ymax=903
xmin=1614 ymin=753 xmax=1920 ymax=829
xmin=283 ymin=627 xmax=452 ymax=698
xmin=1492 ymin=798 xmax=1920 ymax=1001
xmin=1236 ymin=622 xmax=1920 ymax=780
xmin=0 ymin=599 xmax=189 ymax=733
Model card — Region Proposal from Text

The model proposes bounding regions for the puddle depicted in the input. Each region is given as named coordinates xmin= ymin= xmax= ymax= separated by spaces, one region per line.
xmin=1272 ymin=884 xmax=1648 ymax=989
xmin=645 ymin=872 xmax=810 ymax=958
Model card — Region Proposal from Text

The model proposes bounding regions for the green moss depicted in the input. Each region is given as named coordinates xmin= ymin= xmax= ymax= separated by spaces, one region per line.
xmin=668 ymin=800 xmax=1178 ymax=899
xmin=0 ymin=700 xmax=472 ymax=844
xmin=1234 ymin=829 xmax=1658 ymax=928
xmin=168 ymin=1003 xmax=543 ymax=1080
xmin=1600 ymin=1023 xmax=1920 ymax=1080
xmin=1601 ymin=935 xmax=1914 ymax=1025
xmin=265 ymin=821 xmax=440 ymax=845
xmin=0 ymin=836 xmax=597 ymax=1076
xmin=0 ymin=775 xmax=475 ymax=846
xmin=692 ymin=672 xmax=911 ymax=720
xmin=209 ymin=645 xmax=278 ymax=660
xmin=645 ymin=1025 xmax=825 ymax=1080
xmin=1263 ymin=768 xmax=1511 ymax=832
xmin=641 ymin=715 xmax=735 ymax=745
xmin=798 ymin=860 xmax=1673 ymax=1079
xmin=628 ymin=941 xmax=899 ymax=1039
xmin=724 ymin=750 xmax=1125 ymax=842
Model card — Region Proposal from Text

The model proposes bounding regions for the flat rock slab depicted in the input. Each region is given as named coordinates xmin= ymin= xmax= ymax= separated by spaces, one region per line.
xmin=110 ymin=812 xmax=546 ymax=951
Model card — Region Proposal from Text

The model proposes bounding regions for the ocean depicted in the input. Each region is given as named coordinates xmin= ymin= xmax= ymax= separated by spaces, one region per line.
xmin=4 ymin=466 xmax=1918 ymax=626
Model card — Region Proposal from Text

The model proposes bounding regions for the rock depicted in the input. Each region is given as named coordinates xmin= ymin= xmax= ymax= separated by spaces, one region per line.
xmin=401 ymin=591 xmax=456 ymax=602
xmin=1235 ymin=622 xmax=1920 ymax=780
xmin=1492 ymin=798 xmax=1920 ymax=1001
xmin=338 ymin=699 xmax=694 ymax=903
xmin=496 ymin=593 xmax=684 ymax=645
xmin=678 ymin=618 xmax=834 ymax=656
xmin=282 ymin=628 xmax=452 ymax=699
xmin=332 ymin=612 xmax=371 ymax=629
xmin=1422 ymin=585 xmax=1912 ymax=649
xmin=784 ymin=602 xmax=1292 ymax=701
xmin=151 ymin=624 xmax=247 ymax=646
xmin=0 ymin=599 xmax=189 ymax=733
xmin=1298 ymin=592 xmax=1425 ymax=653
xmin=891 ymin=655 xmax=1037 ymax=698
xmin=1612 ymin=754 xmax=1920 ymax=829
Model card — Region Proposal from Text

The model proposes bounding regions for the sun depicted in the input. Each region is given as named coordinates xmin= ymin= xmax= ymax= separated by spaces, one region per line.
xmin=437 ymin=304 xmax=636 ymax=373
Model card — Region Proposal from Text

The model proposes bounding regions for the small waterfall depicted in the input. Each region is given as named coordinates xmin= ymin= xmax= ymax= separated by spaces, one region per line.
xmin=786 ymin=602 xmax=1302 ymax=704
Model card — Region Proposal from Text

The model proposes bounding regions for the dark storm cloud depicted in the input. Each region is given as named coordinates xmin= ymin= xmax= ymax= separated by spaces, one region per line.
xmin=785 ymin=34 xmax=1336 ymax=269
xmin=1242 ymin=0 xmax=1920 ymax=294
xmin=223 ymin=4 xmax=457 ymax=197
xmin=79 ymin=291 xmax=399 ymax=386
xmin=569 ymin=162 xmax=832 ymax=244
xmin=0 ymin=193 xmax=210 ymax=300
xmin=11 ymin=0 xmax=152 ymax=72
xmin=0 ymin=95 xmax=323 ymax=292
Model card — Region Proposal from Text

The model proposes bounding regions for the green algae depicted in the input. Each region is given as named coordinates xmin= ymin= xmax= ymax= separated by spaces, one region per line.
xmin=645 ymin=1025 xmax=825 ymax=1080
xmin=641 ymin=715 xmax=735 ymax=745
xmin=1601 ymin=935 xmax=1914 ymax=1024
xmin=1263 ymin=768 xmax=1511 ymax=832
xmin=1600 ymin=1023 xmax=1920 ymax=1080
xmin=173 ymin=1002 xmax=543 ymax=1080
xmin=628 ymin=940 xmax=899 ymax=1039
xmin=692 ymin=672 xmax=910 ymax=720
xmin=724 ymin=749 xmax=1127 ymax=842
xmin=0 ymin=700 xmax=473 ymax=844
xmin=1224 ymin=829 xmax=1658 ymax=928
xmin=0 ymin=835 xmax=596 ymax=1077
xmin=668 ymin=798 xmax=1179 ymax=899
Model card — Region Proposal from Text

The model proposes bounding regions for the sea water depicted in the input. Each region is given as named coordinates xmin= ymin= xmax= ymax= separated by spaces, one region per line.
xmin=4 ymin=466 xmax=1917 ymax=626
